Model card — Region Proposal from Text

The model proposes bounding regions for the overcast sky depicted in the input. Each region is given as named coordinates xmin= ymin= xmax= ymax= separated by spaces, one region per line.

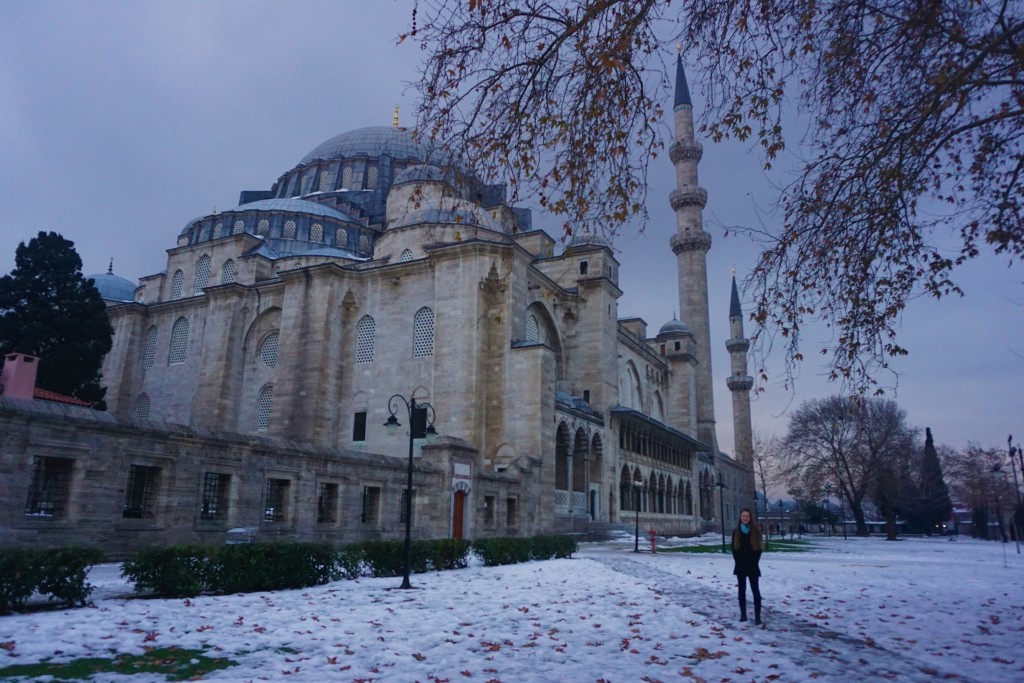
xmin=1 ymin=1 xmax=1020 ymax=457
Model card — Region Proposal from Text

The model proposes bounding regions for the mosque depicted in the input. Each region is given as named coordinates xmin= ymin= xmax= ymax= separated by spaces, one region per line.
xmin=0 ymin=58 xmax=754 ymax=553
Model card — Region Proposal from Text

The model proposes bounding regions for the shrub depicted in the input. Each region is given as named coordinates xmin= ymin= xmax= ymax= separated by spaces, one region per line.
xmin=357 ymin=539 xmax=424 ymax=578
xmin=0 ymin=549 xmax=40 ymax=614
xmin=207 ymin=543 xmax=340 ymax=594
xmin=472 ymin=537 xmax=532 ymax=566
xmin=120 ymin=545 xmax=212 ymax=598
xmin=531 ymin=534 xmax=578 ymax=560
xmin=418 ymin=538 xmax=472 ymax=571
xmin=0 ymin=547 xmax=104 ymax=613
xmin=335 ymin=544 xmax=364 ymax=580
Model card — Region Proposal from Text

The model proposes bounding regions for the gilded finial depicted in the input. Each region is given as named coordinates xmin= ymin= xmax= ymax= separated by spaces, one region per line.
xmin=212 ymin=206 xmax=218 ymax=215
xmin=731 ymin=266 xmax=736 ymax=276
xmin=393 ymin=104 xmax=400 ymax=128
xmin=676 ymin=41 xmax=681 ymax=54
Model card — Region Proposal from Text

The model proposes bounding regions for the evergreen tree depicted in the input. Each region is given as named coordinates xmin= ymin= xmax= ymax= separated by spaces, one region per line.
xmin=0 ymin=231 xmax=113 ymax=408
xmin=915 ymin=428 xmax=954 ymax=534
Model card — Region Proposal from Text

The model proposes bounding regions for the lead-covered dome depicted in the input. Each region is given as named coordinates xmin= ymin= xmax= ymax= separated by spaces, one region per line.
xmin=88 ymin=266 xmax=136 ymax=302
xmin=300 ymin=126 xmax=447 ymax=166
xmin=658 ymin=316 xmax=691 ymax=335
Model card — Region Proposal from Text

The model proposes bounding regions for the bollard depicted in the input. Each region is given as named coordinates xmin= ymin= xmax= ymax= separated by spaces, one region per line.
xmin=649 ymin=528 xmax=657 ymax=553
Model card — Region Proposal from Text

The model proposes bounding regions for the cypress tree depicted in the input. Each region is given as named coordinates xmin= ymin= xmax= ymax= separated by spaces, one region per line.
xmin=917 ymin=428 xmax=953 ymax=534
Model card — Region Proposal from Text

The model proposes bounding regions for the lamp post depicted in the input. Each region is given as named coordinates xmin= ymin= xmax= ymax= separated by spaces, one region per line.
xmin=824 ymin=484 xmax=832 ymax=536
xmin=1009 ymin=435 xmax=1022 ymax=554
xmin=633 ymin=479 xmax=644 ymax=553
xmin=384 ymin=394 xmax=438 ymax=590
xmin=838 ymin=485 xmax=848 ymax=539
xmin=716 ymin=480 xmax=727 ymax=553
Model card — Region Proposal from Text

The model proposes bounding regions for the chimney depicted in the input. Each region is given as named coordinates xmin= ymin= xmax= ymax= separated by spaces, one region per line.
xmin=0 ymin=353 xmax=40 ymax=400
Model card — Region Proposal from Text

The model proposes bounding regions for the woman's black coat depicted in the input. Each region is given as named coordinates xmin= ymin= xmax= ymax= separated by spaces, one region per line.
xmin=732 ymin=528 xmax=762 ymax=577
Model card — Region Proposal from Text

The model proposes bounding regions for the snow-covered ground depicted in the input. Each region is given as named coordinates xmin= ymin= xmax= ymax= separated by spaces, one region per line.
xmin=1 ymin=534 xmax=1022 ymax=682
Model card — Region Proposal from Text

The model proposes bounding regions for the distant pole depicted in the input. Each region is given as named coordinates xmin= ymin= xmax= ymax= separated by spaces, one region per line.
xmin=1008 ymin=435 xmax=1022 ymax=554
xmin=716 ymin=480 xmax=727 ymax=553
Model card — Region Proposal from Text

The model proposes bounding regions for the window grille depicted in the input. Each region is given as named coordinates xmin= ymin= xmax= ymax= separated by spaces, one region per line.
xmin=336 ymin=228 xmax=348 ymax=247
xmin=221 ymin=259 xmax=236 ymax=284
xmin=310 ymin=223 xmax=323 ymax=242
xmin=412 ymin=306 xmax=434 ymax=357
xmin=212 ymin=222 xmax=223 ymax=239
xmin=400 ymin=489 xmax=415 ymax=525
xmin=341 ymin=165 xmax=353 ymax=189
xmin=24 ymin=457 xmax=73 ymax=517
xmin=283 ymin=220 xmax=296 ymax=239
xmin=525 ymin=314 xmax=539 ymax=342
xmin=318 ymin=170 xmax=331 ymax=192
xmin=142 ymin=326 xmax=158 ymax=368
xmin=194 ymin=255 xmax=211 ymax=294
xmin=168 ymin=317 xmax=190 ymax=364
xmin=133 ymin=393 xmax=151 ymax=420
xmin=123 ymin=465 xmax=160 ymax=518
xmin=355 ymin=315 xmax=374 ymax=363
xmin=366 ymin=165 xmax=379 ymax=189
xmin=506 ymin=497 xmax=519 ymax=526
xmin=352 ymin=411 xmax=367 ymax=441
xmin=170 ymin=270 xmax=184 ymax=300
xmin=259 ymin=332 xmax=279 ymax=368
xmin=399 ymin=249 xmax=413 ymax=262
xmin=257 ymin=219 xmax=270 ymax=236
xmin=233 ymin=219 xmax=245 ymax=235
xmin=263 ymin=478 xmax=289 ymax=522
xmin=361 ymin=486 xmax=380 ymax=523
xmin=199 ymin=224 xmax=210 ymax=241
xmin=317 ymin=483 xmax=338 ymax=524
xmin=358 ymin=234 xmax=369 ymax=253
xmin=201 ymin=472 xmax=230 ymax=521
xmin=484 ymin=495 xmax=495 ymax=525
xmin=257 ymin=384 xmax=273 ymax=431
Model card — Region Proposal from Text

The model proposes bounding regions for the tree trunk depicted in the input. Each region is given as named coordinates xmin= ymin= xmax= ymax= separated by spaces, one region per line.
xmin=884 ymin=507 xmax=897 ymax=540
xmin=849 ymin=498 xmax=870 ymax=536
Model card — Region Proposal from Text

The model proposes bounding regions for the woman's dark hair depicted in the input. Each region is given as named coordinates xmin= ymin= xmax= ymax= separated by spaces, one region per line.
xmin=733 ymin=508 xmax=762 ymax=551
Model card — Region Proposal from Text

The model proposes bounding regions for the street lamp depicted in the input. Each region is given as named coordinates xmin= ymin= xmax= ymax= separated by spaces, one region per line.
xmin=1009 ymin=435 xmax=1022 ymax=554
xmin=633 ymin=479 xmax=644 ymax=553
xmin=824 ymin=484 xmax=832 ymax=536
xmin=716 ymin=479 xmax=727 ymax=553
xmin=838 ymin=485 xmax=848 ymax=540
xmin=384 ymin=393 xmax=438 ymax=590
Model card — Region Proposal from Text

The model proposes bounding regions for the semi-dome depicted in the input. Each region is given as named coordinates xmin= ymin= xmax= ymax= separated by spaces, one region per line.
xmin=181 ymin=198 xmax=360 ymax=235
xmin=300 ymin=126 xmax=447 ymax=166
xmin=393 ymin=164 xmax=453 ymax=186
xmin=88 ymin=265 xmax=136 ymax=302
xmin=658 ymin=316 xmax=690 ymax=335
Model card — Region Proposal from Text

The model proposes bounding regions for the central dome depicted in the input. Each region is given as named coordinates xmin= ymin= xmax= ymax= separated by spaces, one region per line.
xmin=299 ymin=126 xmax=447 ymax=166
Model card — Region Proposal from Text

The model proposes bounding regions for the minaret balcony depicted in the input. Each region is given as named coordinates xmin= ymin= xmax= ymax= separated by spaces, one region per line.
xmin=727 ymin=375 xmax=754 ymax=391
xmin=669 ymin=187 xmax=708 ymax=211
xmin=726 ymin=338 xmax=750 ymax=353
xmin=670 ymin=140 xmax=703 ymax=164
xmin=670 ymin=231 xmax=712 ymax=254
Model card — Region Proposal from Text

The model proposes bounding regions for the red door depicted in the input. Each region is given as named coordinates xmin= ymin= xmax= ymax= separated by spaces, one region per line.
xmin=452 ymin=490 xmax=466 ymax=539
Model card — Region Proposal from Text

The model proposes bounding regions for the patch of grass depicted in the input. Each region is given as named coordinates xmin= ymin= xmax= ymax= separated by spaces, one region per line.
xmin=661 ymin=539 xmax=812 ymax=554
xmin=0 ymin=646 xmax=238 ymax=681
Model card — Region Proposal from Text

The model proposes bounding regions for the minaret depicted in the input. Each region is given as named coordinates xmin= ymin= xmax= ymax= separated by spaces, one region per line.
xmin=669 ymin=54 xmax=718 ymax=454
xmin=726 ymin=275 xmax=754 ymax=471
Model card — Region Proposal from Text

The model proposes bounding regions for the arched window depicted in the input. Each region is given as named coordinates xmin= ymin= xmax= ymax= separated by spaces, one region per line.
xmin=399 ymin=249 xmax=414 ymax=262
xmin=318 ymin=170 xmax=330 ymax=192
xmin=310 ymin=223 xmax=323 ymax=242
xmin=194 ymin=255 xmax=211 ymax=294
xmin=170 ymin=270 xmax=184 ymax=300
xmin=356 ymin=315 xmax=375 ymax=363
xmin=525 ymin=314 xmax=540 ymax=342
xmin=232 ymin=219 xmax=245 ymax=235
xmin=336 ymin=228 xmax=348 ymax=247
xmin=412 ymin=306 xmax=434 ymax=358
xmin=341 ymin=165 xmax=353 ymax=188
xmin=259 ymin=332 xmax=279 ymax=368
xmin=168 ymin=317 xmax=189 ymax=364
xmin=257 ymin=219 xmax=270 ymax=236
xmin=132 ymin=393 xmax=151 ymax=420
xmin=257 ymin=384 xmax=273 ymax=431
xmin=212 ymin=222 xmax=223 ymax=239
xmin=358 ymin=234 xmax=370 ymax=253
xmin=220 ymin=259 xmax=236 ymax=284
xmin=142 ymin=325 xmax=158 ymax=369
xmin=366 ymin=165 xmax=379 ymax=189
xmin=283 ymin=220 xmax=296 ymax=239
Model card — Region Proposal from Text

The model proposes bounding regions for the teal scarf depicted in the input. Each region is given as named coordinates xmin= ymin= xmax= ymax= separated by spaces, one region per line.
xmin=740 ymin=522 xmax=750 ymax=533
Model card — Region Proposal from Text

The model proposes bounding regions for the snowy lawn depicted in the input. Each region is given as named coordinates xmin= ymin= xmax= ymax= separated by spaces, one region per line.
xmin=0 ymin=534 xmax=1021 ymax=682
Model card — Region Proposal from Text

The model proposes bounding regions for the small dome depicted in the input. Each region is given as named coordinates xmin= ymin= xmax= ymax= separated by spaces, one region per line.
xmin=658 ymin=316 xmax=690 ymax=335
xmin=88 ymin=268 xmax=136 ymax=302
xmin=393 ymin=164 xmax=453 ymax=186
xmin=567 ymin=231 xmax=611 ymax=249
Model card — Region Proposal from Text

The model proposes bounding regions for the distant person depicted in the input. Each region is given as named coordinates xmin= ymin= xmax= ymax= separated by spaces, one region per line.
xmin=732 ymin=508 xmax=763 ymax=625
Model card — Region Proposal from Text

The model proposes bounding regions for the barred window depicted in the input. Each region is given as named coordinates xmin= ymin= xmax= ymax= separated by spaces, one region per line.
xmin=168 ymin=317 xmax=190 ymax=364
xmin=352 ymin=410 xmax=367 ymax=441
xmin=358 ymin=234 xmax=369 ymax=253
xmin=400 ymin=488 xmax=415 ymax=525
xmin=412 ymin=306 xmax=434 ymax=358
xmin=361 ymin=485 xmax=380 ymax=524
xmin=220 ymin=259 xmax=236 ymax=284
xmin=310 ymin=223 xmax=323 ymax=242
xmin=259 ymin=332 xmax=279 ymax=368
xmin=232 ymin=219 xmax=245 ymax=235
xmin=525 ymin=314 xmax=540 ymax=342
xmin=257 ymin=384 xmax=273 ymax=431
xmin=484 ymin=495 xmax=495 ymax=525
xmin=366 ymin=165 xmax=379 ymax=189
xmin=318 ymin=169 xmax=331 ymax=192
xmin=263 ymin=478 xmax=290 ymax=523
xmin=283 ymin=220 xmax=296 ymax=239
xmin=123 ymin=465 xmax=160 ymax=519
xmin=341 ymin=165 xmax=353 ymax=189
xmin=24 ymin=457 xmax=73 ymax=518
xmin=194 ymin=255 xmax=211 ymax=294
xmin=355 ymin=315 xmax=374 ymax=363
xmin=399 ymin=249 xmax=414 ymax=262
xmin=317 ymin=483 xmax=338 ymax=524
xmin=336 ymin=227 xmax=348 ymax=247
xmin=507 ymin=496 xmax=519 ymax=526
xmin=133 ymin=393 xmax=151 ymax=420
xmin=257 ymin=219 xmax=270 ymax=236
xmin=212 ymin=222 xmax=223 ymax=239
xmin=142 ymin=325 xmax=158 ymax=368
xmin=200 ymin=472 xmax=230 ymax=521
xmin=170 ymin=269 xmax=184 ymax=300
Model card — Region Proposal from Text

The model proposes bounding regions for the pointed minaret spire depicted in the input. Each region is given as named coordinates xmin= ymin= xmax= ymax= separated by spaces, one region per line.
xmin=674 ymin=54 xmax=692 ymax=109
xmin=726 ymin=275 xmax=754 ymax=474
xmin=729 ymin=274 xmax=742 ymax=319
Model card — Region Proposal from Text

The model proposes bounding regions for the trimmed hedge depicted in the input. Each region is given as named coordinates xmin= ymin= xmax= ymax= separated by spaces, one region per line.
xmin=0 ymin=547 xmax=104 ymax=614
xmin=120 ymin=545 xmax=211 ymax=598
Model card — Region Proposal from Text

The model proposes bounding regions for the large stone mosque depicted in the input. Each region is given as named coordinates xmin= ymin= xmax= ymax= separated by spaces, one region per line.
xmin=0 ymin=59 xmax=755 ymax=554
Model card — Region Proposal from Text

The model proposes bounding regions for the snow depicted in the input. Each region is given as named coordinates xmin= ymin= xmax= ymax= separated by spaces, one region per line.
xmin=2 ymin=534 xmax=1022 ymax=682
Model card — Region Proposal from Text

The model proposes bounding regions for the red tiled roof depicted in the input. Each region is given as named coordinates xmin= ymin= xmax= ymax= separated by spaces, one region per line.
xmin=33 ymin=387 xmax=92 ymax=407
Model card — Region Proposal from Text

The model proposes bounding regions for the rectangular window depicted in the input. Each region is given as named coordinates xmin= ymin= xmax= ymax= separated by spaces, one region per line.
xmin=200 ymin=472 xmax=231 ymax=521
xmin=674 ymin=341 xmax=681 ymax=351
xmin=264 ymin=478 xmax=290 ymax=523
xmin=411 ymin=406 xmax=427 ymax=439
xmin=399 ymin=488 xmax=415 ymax=525
xmin=484 ymin=495 xmax=495 ymax=525
xmin=317 ymin=483 xmax=338 ymax=524
xmin=507 ymin=497 xmax=519 ymax=526
xmin=123 ymin=465 xmax=160 ymax=519
xmin=352 ymin=411 xmax=367 ymax=442
xmin=579 ymin=260 xmax=588 ymax=275
xmin=361 ymin=486 xmax=381 ymax=524
xmin=25 ymin=457 xmax=74 ymax=518
xmin=582 ymin=390 xmax=590 ymax=403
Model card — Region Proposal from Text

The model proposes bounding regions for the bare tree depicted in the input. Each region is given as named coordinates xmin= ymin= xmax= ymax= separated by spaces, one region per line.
xmin=944 ymin=443 xmax=1017 ymax=539
xmin=407 ymin=0 xmax=1024 ymax=393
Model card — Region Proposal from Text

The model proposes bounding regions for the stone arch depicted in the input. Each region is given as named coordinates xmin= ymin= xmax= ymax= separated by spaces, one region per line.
xmin=620 ymin=360 xmax=642 ymax=412
xmin=619 ymin=464 xmax=633 ymax=512
xmin=239 ymin=307 xmax=282 ymax=433
xmin=555 ymin=421 xmax=570 ymax=491
xmin=654 ymin=390 xmax=665 ymax=423
xmin=572 ymin=427 xmax=587 ymax=495
xmin=525 ymin=301 xmax=564 ymax=380
xmin=491 ymin=442 xmax=518 ymax=470
xmin=589 ymin=433 xmax=603 ymax=483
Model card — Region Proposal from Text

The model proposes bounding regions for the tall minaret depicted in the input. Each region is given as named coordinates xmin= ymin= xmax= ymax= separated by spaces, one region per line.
xmin=726 ymin=275 xmax=754 ymax=471
xmin=669 ymin=54 xmax=718 ymax=454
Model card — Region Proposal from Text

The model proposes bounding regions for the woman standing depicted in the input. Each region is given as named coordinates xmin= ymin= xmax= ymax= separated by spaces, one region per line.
xmin=732 ymin=508 xmax=763 ymax=625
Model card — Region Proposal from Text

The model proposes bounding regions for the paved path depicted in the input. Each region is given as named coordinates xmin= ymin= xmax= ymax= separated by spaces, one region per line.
xmin=584 ymin=550 xmax=983 ymax=683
